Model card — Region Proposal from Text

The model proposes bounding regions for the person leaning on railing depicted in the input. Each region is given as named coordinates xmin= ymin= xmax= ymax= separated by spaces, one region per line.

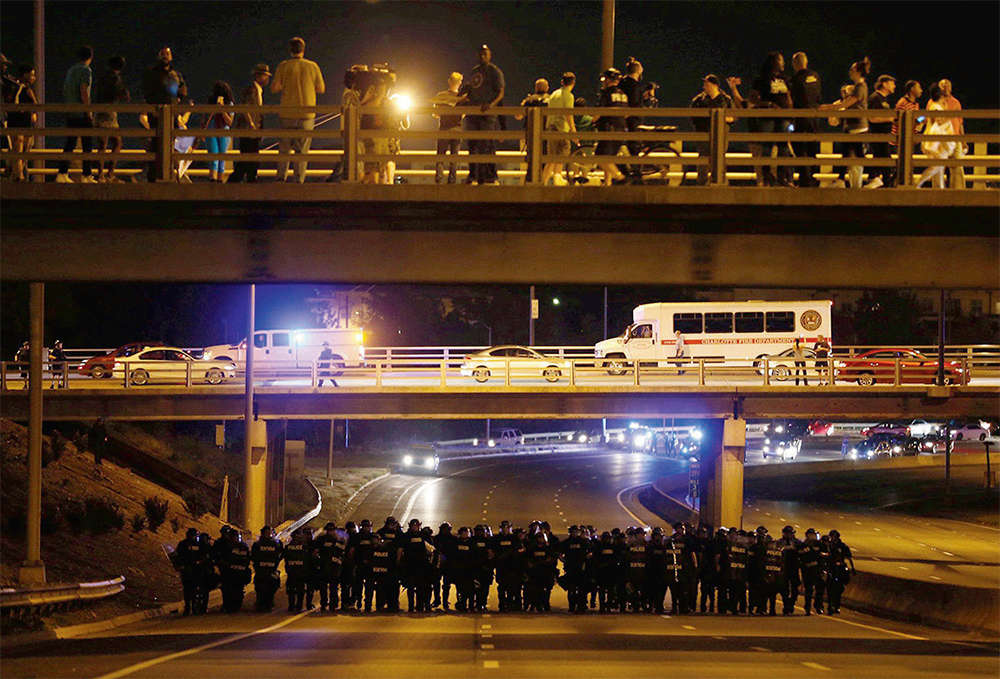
xmin=93 ymin=56 xmax=130 ymax=183
xmin=7 ymin=64 xmax=37 ymax=183
xmin=141 ymin=46 xmax=186 ymax=182
xmin=228 ymin=63 xmax=271 ymax=184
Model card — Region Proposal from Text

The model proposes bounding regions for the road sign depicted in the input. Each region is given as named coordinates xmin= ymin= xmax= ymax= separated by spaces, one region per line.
xmin=531 ymin=298 xmax=539 ymax=319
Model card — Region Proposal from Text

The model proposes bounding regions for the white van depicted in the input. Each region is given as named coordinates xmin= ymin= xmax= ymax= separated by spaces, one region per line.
xmin=202 ymin=328 xmax=365 ymax=372
xmin=595 ymin=301 xmax=832 ymax=372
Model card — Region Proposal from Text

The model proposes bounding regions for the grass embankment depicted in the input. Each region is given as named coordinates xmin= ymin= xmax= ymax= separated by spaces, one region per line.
xmin=1 ymin=419 xmax=227 ymax=631
xmin=305 ymin=463 xmax=389 ymax=526
xmin=745 ymin=465 xmax=1000 ymax=528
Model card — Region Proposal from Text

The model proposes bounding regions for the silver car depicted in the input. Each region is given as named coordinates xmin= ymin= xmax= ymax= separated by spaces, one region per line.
xmin=459 ymin=345 xmax=569 ymax=383
xmin=113 ymin=346 xmax=237 ymax=386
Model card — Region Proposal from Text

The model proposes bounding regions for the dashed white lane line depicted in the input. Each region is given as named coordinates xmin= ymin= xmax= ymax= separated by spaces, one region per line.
xmin=480 ymin=624 xmax=492 ymax=630
xmin=942 ymin=551 xmax=955 ymax=556
xmin=929 ymin=575 xmax=942 ymax=581
xmin=94 ymin=609 xmax=314 ymax=679
xmin=750 ymin=646 xmax=773 ymax=652
xmin=802 ymin=661 xmax=832 ymax=671
xmin=712 ymin=636 xmax=726 ymax=640
xmin=484 ymin=660 xmax=500 ymax=669
xmin=681 ymin=625 xmax=696 ymax=630
xmin=481 ymin=643 xmax=495 ymax=650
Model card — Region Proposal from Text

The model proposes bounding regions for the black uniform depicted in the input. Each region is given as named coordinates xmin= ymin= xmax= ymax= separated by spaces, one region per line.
xmin=282 ymin=536 xmax=309 ymax=612
xmin=492 ymin=531 xmax=520 ymax=612
xmin=798 ymin=537 xmax=828 ymax=614
xmin=726 ymin=533 xmax=749 ymax=614
xmin=776 ymin=535 xmax=801 ymax=614
xmin=624 ymin=538 xmax=647 ymax=612
xmin=826 ymin=539 xmax=853 ymax=614
xmin=645 ymin=535 xmax=669 ymax=614
xmin=867 ymin=89 xmax=895 ymax=185
xmin=759 ymin=538 xmax=783 ymax=615
xmin=677 ymin=532 xmax=700 ymax=614
xmin=751 ymin=72 xmax=794 ymax=185
xmin=220 ymin=536 xmax=252 ymax=613
xmin=452 ymin=536 xmax=476 ymax=611
xmin=48 ymin=345 xmax=67 ymax=388
xmin=399 ymin=529 xmax=434 ymax=612
xmin=525 ymin=538 xmax=557 ymax=612
xmin=349 ymin=530 xmax=376 ymax=611
xmin=471 ymin=533 xmax=494 ymax=612
xmin=559 ymin=535 xmax=591 ymax=612
xmin=435 ymin=529 xmax=458 ymax=610
xmin=596 ymin=84 xmax=629 ymax=159
xmin=790 ymin=67 xmax=823 ymax=186
xmin=175 ymin=535 xmax=207 ymax=615
xmin=317 ymin=347 xmax=337 ymax=387
xmin=698 ymin=532 xmax=718 ymax=613
xmin=376 ymin=525 xmax=401 ymax=610
xmin=619 ymin=74 xmax=643 ymax=177
xmin=367 ymin=541 xmax=396 ymax=611
xmin=314 ymin=530 xmax=347 ymax=611
xmin=250 ymin=535 xmax=283 ymax=612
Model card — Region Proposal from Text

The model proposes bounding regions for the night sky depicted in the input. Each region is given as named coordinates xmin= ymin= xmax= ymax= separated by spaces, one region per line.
xmin=2 ymin=1 xmax=998 ymax=111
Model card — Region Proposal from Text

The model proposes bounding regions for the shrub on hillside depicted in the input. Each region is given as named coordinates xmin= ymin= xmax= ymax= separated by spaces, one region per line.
xmin=82 ymin=497 xmax=125 ymax=535
xmin=182 ymin=489 xmax=210 ymax=519
xmin=131 ymin=514 xmax=147 ymax=532
xmin=170 ymin=516 xmax=181 ymax=533
xmin=143 ymin=497 xmax=169 ymax=532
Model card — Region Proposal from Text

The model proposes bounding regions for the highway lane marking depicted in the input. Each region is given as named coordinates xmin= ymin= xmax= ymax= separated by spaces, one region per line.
xmin=480 ymin=624 xmax=492 ymax=629
xmin=390 ymin=478 xmax=430 ymax=518
xmin=481 ymin=643 xmax=495 ymax=650
xmin=483 ymin=660 xmax=500 ymax=668
xmin=682 ymin=624 xmax=696 ymax=630
xmin=802 ymin=661 xmax=831 ymax=671
xmin=749 ymin=646 xmax=772 ymax=652
xmin=344 ymin=471 xmax=392 ymax=509
xmin=400 ymin=477 xmax=443 ymax=523
xmin=795 ymin=605 xmax=927 ymax=640
xmin=929 ymin=575 xmax=942 ymax=580
xmin=615 ymin=484 xmax=652 ymax=528
xmin=481 ymin=633 xmax=493 ymax=638
xmin=942 ymin=551 xmax=955 ymax=556
xmin=93 ymin=608 xmax=314 ymax=679
xmin=713 ymin=636 xmax=726 ymax=640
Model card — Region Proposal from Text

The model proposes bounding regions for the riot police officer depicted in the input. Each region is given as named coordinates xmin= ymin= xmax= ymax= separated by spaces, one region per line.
xmin=826 ymin=529 xmax=855 ymax=614
xmin=282 ymin=528 xmax=309 ymax=612
xmin=525 ymin=531 xmax=557 ymax=612
xmin=314 ymin=522 xmax=346 ymax=612
xmin=761 ymin=529 xmax=783 ymax=616
xmin=376 ymin=517 xmax=401 ymax=611
xmin=348 ymin=520 xmax=376 ymax=611
xmin=697 ymin=525 xmax=718 ymax=613
xmin=471 ymin=525 xmax=494 ymax=612
xmin=435 ymin=522 xmax=457 ymax=610
xmin=341 ymin=521 xmax=359 ymax=608
xmin=645 ymin=527 xmax=669 ymax=614
xmin=713 ymin=528 xmax=731 ymax=614
xmin=452 ymin=526 xmax=475 ymax=612
xmin=175 ymin=527 xmax=206 ymax=616
xmin=196 ymin=532 xmax=215 ymax=614
xmin=624 ymin=527 xmax=647 ymax=613
xmin=726 ymin=528 xmax=749 ymax=615
xmin=594 ymin=531 xmax=621 ymax=612
xmin=220 ymin=528 xmax=252 ymax=613
xmin=748 ymin=526 xmax=768 ymax=615
xmin=492 ymin=520 xmax=519 ymax=612
xmin=559 ymin=525 xmax=591 ymax=613
xmin=798 ymin=528 xmax=827 ymax=615
xmin=776 ymin=525 xmax=801 ymax=615
xmin=675 ymin=523 xmax=700 ymax=614
xmin=250 ymin=525 xmax=283 ymax=612
xmin=398 ymin=518 xmax=434 ymax=612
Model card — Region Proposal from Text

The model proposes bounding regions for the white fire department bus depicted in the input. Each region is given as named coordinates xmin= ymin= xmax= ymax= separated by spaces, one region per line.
xmin=202 ymin=328 xmax=365 ymax=373
xmin=594 ymin=301 xmax=832 ymax=372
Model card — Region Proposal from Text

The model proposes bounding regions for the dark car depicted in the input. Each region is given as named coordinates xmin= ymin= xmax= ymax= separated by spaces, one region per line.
xmin=851 ymin=433 xmax=920 ymax=459
xmin=78 ymin=341 xmax=163 ymax=379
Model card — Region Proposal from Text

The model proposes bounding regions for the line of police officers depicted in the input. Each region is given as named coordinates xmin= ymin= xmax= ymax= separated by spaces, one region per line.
xmin=173 ymin=518 xmax=856 ymax=616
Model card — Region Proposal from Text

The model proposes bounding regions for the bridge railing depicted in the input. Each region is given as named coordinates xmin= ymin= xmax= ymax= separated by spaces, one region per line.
xmin=3 ymin=352 xmax=998 ymax=391
xmin=2 ymin=103 xmax=997 ymax=186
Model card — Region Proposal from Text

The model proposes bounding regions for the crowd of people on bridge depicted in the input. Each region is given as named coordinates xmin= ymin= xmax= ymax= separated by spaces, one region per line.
xmin=173 ymin=517 xmax=856 ymax=618
xmin=1 ymin=37 xmax=969 ymax=187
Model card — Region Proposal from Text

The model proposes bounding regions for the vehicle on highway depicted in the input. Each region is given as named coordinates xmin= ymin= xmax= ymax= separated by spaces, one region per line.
xmin=113 ymin=347 xmax=237 ymax=386
xmin=948 ymin=420 xmax=993 ymax=441
xmin=807 ymin=420 xmax=835 ymax=436
xmin=752 ymin=346 xmax=818 ymax=380
xmin=400 ymin=450 xmax=440 ymax=475
xmin=78 ymin=341 xmax=164 ymax=379
xmin=907 ymin=419 xmax=940 ymax=438
xmin=861 ymin=421 xmax=910 ymax=438
xmin=460 ymin=346 xmax=568 ymax=383
xmin=571 ymin=429 xmax=603 ymax=444
xmin=836 ymin=349 xmax=964 ymax=386
xmin=486 ymin=428 xmax=525 ymax=449
xmin=629 ymin=426 xmax=655 ymax=453
xmin=849 ymin=433 xmax=920 ymax=459
xmin=918 ymin=434 xmax=949 ymax=453
xmin=202 ymin=328 xmax=365 ymax=374
xmin=762 ymin=434 xmax=801 ymax=460
xmin=594 ymin=300 xmax=832 ymax=374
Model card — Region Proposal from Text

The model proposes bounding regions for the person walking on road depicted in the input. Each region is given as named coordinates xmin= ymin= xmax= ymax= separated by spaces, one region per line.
xmin=48 ymin=339 xmax=67 ymax=389
xmin=317 ymin=341 xmax=338 ymax=387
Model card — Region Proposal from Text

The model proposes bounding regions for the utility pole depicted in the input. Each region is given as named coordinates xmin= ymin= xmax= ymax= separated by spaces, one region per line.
xmin=529 ymin=285 xmax=537 ymax=346
xmin=242 ymin=284 xmax=255 ymax=527
xmin=21 ymin=283 xmax=46 ymax=584
xmin=32 ymin=0 xmax=45 ymax=180
xmin=937 ymin=289 xmax=947 ymax=386
xmin=601 ymin=0 xmax=616 ymax=70
xmin=327 ymin=419 xmax=335 ymax=482
xmin=603 ymin=286 xmax=609 ymax=339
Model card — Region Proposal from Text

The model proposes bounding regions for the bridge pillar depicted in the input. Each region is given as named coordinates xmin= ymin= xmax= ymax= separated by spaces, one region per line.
xmin=699 ymin=418 xmax=746 ymax=530
xmin=243 ymin=418 xmax=269 ymax=531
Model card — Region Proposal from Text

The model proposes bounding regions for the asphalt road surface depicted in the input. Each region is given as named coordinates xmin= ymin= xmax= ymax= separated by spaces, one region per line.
xmin=4 ymin=454 xmax=997 ymax=679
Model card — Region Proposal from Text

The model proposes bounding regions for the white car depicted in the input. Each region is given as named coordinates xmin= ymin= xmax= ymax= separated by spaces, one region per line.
xmin=949 ymin=421 xmax=993 ymax=442
xmin=752 ymin=347 xmax=818 ymax=380
xmin=907 ymin=419 xmax=939 ymax=438
xmin=113 ymin=346 xmax=237 ymax=386
xmin=460 ymin=346 xmax=569 ymax=383
xmin=762 ymin=436 xmax=801 ymax=461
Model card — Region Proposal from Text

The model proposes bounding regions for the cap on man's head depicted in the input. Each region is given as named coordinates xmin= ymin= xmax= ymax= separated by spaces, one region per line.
xmin=602 ymin=67 xmax=622 ymax=80
xmin=253 ymin=63 xmax=271 ymax=75
xmin=783 ymin=525 xmax=795 ymax=534
xmin=875 ymin=74 xmax=895 ymax=87
xmin=409 ymin=518 xmax=420 ymax=527
xmin=324 ymin=522 xmax=336 ymax=530
xmin=703 ymin=74 xmax=721 ymax=86
xmin=805 ymin=528 xmax=817 ymax=536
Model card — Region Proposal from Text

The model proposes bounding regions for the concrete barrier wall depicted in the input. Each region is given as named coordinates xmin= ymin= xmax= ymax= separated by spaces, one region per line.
xmin=745 ymin=453 xmax=993 ymax=480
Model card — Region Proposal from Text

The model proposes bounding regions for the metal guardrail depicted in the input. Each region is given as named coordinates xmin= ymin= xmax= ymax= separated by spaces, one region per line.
xmin=1 ymin=103 xmax=997 ymax=186
xmin=3 ymin=352 xmax=998 ymax=391
xmin=275 ymin=477 xmax=322 ymax=543
xmin=0 ymin=576 xmax=125 ymax=619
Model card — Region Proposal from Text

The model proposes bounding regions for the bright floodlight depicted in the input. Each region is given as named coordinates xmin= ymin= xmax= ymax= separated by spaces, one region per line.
xmin=629 ymin=422 xmax=639 ymax=430
xmin=691 ymin=428 xmax=703 ymax=441
xmin=392 ymin=93 xmax=413 ymax=111
xmin=403 ymin=454 xmax=414 ymax=466
xmin=775 ymin=425 xmax=785 ymax=434
xmin=552 ymin=298 xmax=560 ymax=306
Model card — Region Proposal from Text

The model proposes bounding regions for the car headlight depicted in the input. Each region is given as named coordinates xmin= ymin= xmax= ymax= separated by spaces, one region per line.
xmin=893 ymin=445 xmax=901 ymax=453
xmin=488 ymin=439 xmax=496 ymax=448
xmin=763 ymin=445 xmax=770 ymax=453
xmin=775 ymin=425 xmax=785 ymax=434
xmin=424 ymin=456 xmax=435 ymax=469
xmin=616 ymin=433 xmax=625 ymax=443
xmin=403 ymin=455 xmax=413 ymax=466
xmin=578 ymin=434 xmax=588 ymax=443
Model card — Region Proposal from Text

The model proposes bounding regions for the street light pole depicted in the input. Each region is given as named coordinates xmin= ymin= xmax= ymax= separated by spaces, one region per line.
xmin=242 ymin=284 xmax=256 ymax=527
xmin=32 ymin=0 xmax=45 ymax=181
xmin=21 ymin=283 xmax=46 ymax=584
xmin=937 ymin=289 xmax=946 ymax=386
xmin=601 ymin=0 xmax=616 ymax=70
xmin=529 ymin=285 xmax=536 ymax=346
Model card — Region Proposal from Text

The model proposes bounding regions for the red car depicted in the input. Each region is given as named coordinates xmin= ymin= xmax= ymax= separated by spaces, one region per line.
xmin=78 ymin=341 xmax=163 ymax=379
xmin=807 ymin=420 xmax=835 ymax=436
xmin=836 ymin=349 xmax=964 ymax=387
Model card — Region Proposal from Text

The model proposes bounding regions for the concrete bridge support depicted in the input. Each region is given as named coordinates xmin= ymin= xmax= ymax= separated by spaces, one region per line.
xmin=699 ymin=418 xmax=747 ymax=530
xmin=242 ymin=418 xmax=289 ymax=533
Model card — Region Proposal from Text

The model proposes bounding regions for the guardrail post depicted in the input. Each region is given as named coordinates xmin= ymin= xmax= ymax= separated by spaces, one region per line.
xmin=894 ymin=357 xmax=902 ymax=386
xmin=155 ymin=104 xmax=173 ymax=182
xmin=123 ymin=364 xmax=129 ymax=389
xmin=895 ymin=108 xmax=914 ymax=187
xmin=505 ymin=359 xmax=511 ymax=387
xmin=763 ymin=358 xmax=770 ymax=386
xmin=375 ymin=360 xmax=382 ymax=387
xmin=570 ymin=360 xmax=576 ymax=386
xmin=962 ymin=358 xmax=969 ymax=386
xmin=311 ymin=361 xmax=318 ymax=387
xmin=709 ymin=108 xmax=728 ymax=186
xmin=698 ymin=358 xmax=706 ymax=386
xmin=1 ymin=362 xmax=6 ymax=392
xmin=440 ymin=361 xmax=447 ymax=387
xmin=527 ymin=106 xmax=543 ymax=185
xmin=185 ymin=360 xmax=192 ymax=388
xmin=62 ymin=363 xmax=69 ymax=390
xmin=633 ymin=361 xmax=640 ymax=386
xmin=344 ymin=102 xmax=359 ymax=183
